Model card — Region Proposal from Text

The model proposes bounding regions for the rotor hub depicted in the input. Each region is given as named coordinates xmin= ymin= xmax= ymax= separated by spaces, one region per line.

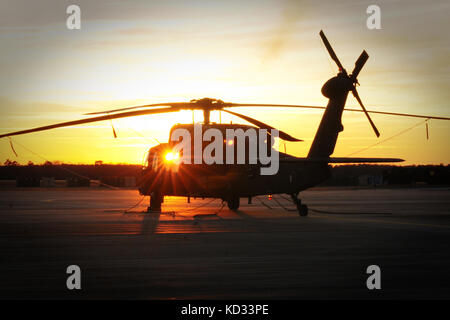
xmin=190 ymin=98 xmax=225 ymax=110
xmin=189 ymin=98 xmax=225 ymax=124
xmin=321 ymin=73 xmax=353 ymax=99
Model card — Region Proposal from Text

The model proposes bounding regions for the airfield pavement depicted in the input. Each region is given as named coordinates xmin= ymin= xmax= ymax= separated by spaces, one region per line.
xmin=0 ymin=187 xmax=449 ymax=299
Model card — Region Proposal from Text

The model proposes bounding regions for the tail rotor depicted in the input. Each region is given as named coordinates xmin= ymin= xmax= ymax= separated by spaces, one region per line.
xmin=319 ymin=30 xmax=380 ymax=137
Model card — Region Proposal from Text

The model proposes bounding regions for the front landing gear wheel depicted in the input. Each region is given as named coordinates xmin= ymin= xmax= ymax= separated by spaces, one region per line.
xmin=227 ymin=197 xmax=240 ymax=211
xmin=148 ymin=191 xmax=163 ymax=212
xmin=298 ymin=204 xmax=308 ymax=217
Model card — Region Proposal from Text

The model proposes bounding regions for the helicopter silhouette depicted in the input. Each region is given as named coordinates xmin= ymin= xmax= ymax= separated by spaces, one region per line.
xmin=2 ymin=31 xmax=449 ymax=215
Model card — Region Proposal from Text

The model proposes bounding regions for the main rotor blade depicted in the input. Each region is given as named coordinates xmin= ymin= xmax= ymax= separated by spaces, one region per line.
xmin=345 ymin=109 xmax=449 ymax=120
xmin=225 ymin=103 xmax=326 ymax=110
xmin=85 ymin=100 xmax=450 ymax=121
xmin=0 ymin=107 xmax=179 ymax=138
xmin=85 ymin=102 xmax=191 ymax=115
xmin=222 ymin=109 xmax=302 ymax=142
xmin=319 ymin=30 xmax=345 ymax=73
xmin=2 ymin=100 xmax=448 ymax=140
xmin=228 ymin=103 xmax=450 ymax=120
xmin=351 ymin=87 xmax=380 ymax=137
xmin=351 ymin=50 xmax=369 ymax=80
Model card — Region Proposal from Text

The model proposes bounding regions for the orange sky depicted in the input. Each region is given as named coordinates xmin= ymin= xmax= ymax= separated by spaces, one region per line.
xmin=0 ymin=0 xmax=449 ymax=165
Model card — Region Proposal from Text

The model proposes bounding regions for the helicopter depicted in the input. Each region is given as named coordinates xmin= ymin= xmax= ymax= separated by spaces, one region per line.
xmin=1 ymin=31 xmax=449 ymax=216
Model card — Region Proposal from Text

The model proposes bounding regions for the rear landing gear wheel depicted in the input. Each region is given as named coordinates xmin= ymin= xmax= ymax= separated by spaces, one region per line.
xmin=291 ymin=194 xmax=308 ymax=217
xmin=227 ymin=197 xmax=240 ymax=211
xmin=298 ymin=204 xmax=308 ymax=217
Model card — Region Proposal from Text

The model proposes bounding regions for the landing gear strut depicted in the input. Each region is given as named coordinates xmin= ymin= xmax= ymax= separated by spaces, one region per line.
xmin=291 ymin=193 xmax=308 ymax=217
xmin=227 ymin=196 xmax=240 ymax=211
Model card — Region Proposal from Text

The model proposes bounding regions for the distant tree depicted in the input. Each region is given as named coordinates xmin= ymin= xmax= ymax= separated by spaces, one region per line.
xmin=4 ymin=159 xmax=19 ymax=166
xmin=43 ymin=160 xmax=53 ymax=166
xmin=27 ymin=161 xmax=34 ymax=166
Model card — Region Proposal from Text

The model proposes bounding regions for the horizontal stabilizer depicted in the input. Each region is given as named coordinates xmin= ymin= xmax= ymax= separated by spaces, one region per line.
xmin=281 ymin=157 xmax=404 ymax=163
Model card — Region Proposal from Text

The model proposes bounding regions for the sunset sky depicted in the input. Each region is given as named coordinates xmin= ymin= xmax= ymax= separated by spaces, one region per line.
xmin=0 ymin=0 xmax=449 ymax=165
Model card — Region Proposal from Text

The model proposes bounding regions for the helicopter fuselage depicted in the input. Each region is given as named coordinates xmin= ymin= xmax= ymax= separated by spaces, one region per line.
xmin=137 ymin=123 xmax=330 ymax=200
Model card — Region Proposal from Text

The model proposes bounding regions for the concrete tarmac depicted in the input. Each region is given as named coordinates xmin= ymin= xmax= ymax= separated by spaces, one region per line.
xmin=0 ymin=187 xmax=449 ymax=299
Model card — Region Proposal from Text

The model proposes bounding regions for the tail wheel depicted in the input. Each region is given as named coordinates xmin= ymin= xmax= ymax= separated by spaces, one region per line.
xmin=227 ymin=197 xmax=240 ymax=211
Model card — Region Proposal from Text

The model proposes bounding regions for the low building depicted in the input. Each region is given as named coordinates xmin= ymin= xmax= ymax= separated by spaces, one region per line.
xmin=358 ymin=174 xmax=383 ymax=186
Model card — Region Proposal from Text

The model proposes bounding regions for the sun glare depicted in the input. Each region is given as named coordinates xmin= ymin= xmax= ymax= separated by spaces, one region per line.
xmin=164 ymin=151 xmax=180 ymax=162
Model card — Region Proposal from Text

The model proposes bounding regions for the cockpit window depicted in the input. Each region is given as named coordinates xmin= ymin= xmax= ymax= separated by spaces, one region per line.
xmin=152 ymin=154 xmax=160 ymax=169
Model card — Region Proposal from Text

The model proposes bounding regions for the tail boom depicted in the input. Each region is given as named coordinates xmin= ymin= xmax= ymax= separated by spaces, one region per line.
xmin=308 ymin=73 xmax=352 ymax=158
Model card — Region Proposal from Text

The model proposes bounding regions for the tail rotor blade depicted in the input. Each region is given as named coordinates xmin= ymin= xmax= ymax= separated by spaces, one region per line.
xmin=319 ymin=30 xmax=345 ymax=73
xmin=351 ymin=50 xmax=369 ymax=80
xmin=351 ymin=87 xmax=380 ymax=137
